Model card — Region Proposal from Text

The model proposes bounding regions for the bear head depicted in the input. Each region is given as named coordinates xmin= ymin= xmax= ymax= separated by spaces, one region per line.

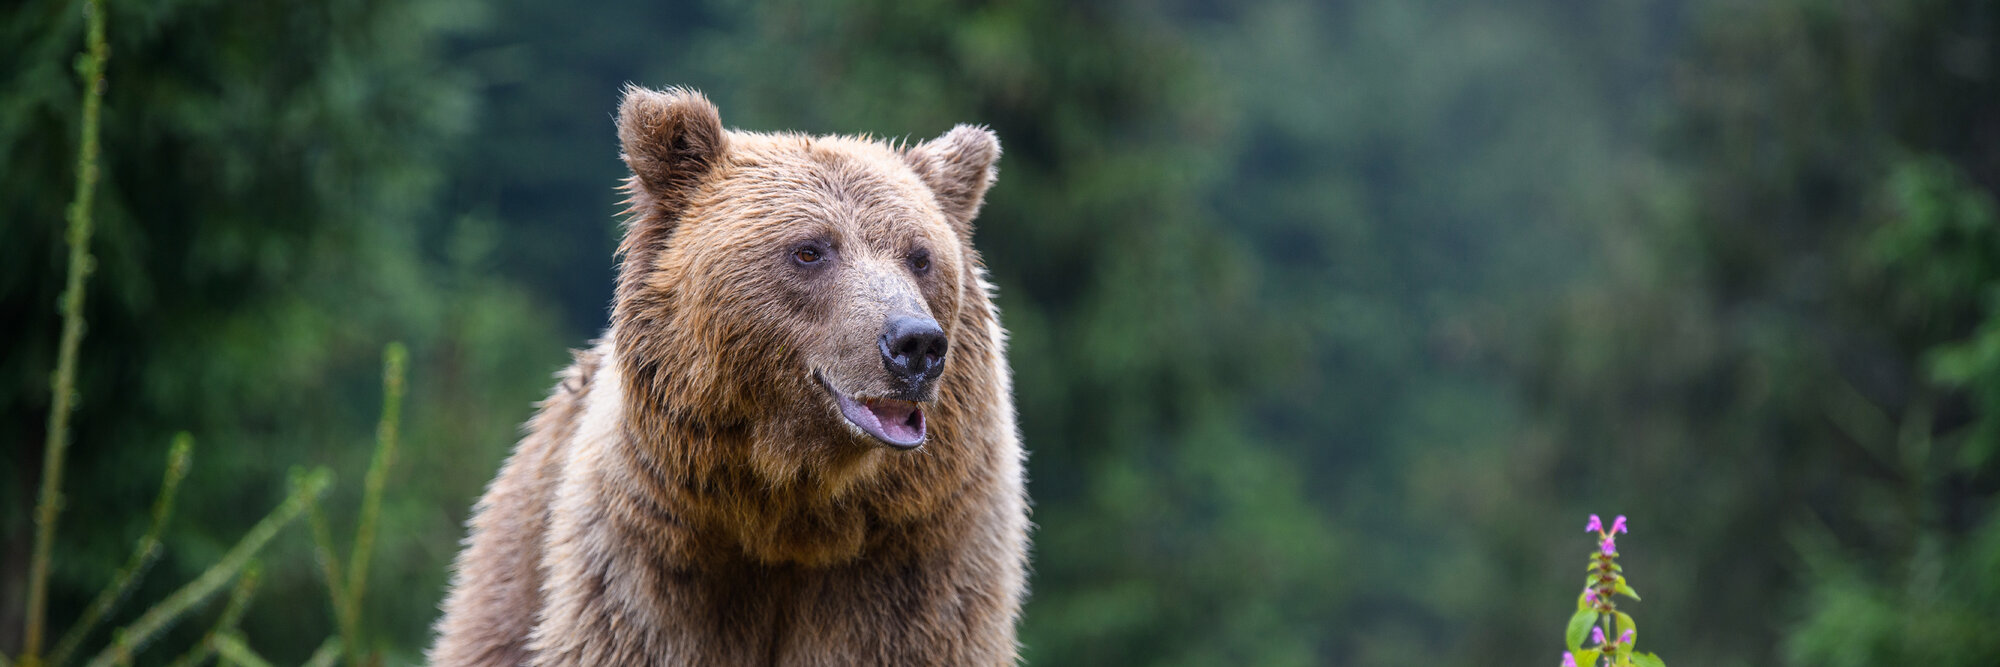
xmin=608 ymin=86 xmax=1001 ymax=505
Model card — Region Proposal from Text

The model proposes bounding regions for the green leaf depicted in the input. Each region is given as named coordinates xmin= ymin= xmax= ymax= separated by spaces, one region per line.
xmin=1614 ymin=611 xmax=1637 ymax=656
xmin=1632 ymin=652 xmax=1666 ymax=667
xmin=1575 ymin=648 xmax=1601 ymax=666
xmin=1566 ymin=610 xmax=1599 ymax=652
xmin=1615 ymin=578 xmax=1641 ymax=601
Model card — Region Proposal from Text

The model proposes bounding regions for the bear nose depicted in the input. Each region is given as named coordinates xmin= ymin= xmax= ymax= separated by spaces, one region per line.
xmin=880 ymin=315 xmax=948 ymax=387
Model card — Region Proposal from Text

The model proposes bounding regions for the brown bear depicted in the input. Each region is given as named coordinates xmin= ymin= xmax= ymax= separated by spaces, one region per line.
xmin=427 ymin=86 xmax=1029 ymax=666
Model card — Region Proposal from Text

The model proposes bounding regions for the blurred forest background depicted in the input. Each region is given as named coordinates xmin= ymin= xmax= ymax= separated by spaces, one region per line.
xmin=6 ymin=0 xmax=2000 ymax=664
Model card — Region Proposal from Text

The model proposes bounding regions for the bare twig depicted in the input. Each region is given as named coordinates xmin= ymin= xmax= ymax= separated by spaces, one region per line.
xmin=27 ymin=0 xmax=113 ymax=658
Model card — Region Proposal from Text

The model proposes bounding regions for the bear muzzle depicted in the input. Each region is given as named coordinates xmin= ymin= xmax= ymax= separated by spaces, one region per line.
xmin=812 ymin=314 xmax=948 ymax=450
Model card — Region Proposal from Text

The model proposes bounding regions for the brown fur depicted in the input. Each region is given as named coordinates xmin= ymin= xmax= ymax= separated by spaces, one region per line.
xmin=429 ymin=86 xmax=1027 ymax=666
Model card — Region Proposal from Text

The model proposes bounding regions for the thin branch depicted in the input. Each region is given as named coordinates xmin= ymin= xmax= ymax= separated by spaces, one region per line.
xmin=27 ymin=0 xmax=113 ymax=657
xmin=49 ymin=434 xmax=194 ymax=667
xmin=342 ymin=342 xmax=406 ymax=664
xmin=161 ymin=563 xmax=261 ymax=667
xmin=82 ymin=470 xmax=331 ymax=667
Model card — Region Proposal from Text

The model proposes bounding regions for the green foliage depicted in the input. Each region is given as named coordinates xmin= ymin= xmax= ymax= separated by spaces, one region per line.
xmin=9 ymin=16 xmax=441 ymax=667
xmin=1785 ymin=513 xmax=2000 ymax=666
xmin=1776 ymin=155 xmax=2000 ymax=667
xmin=4 ymin=0 xmax=566 ymax=660
xmin=1505 ymin=1 xmax=2000 ymax=664
xmin=1566 ymin=610 xmax=1597 ymax=654
xmin=1874 ymin=158 xmax=2000 ymax=467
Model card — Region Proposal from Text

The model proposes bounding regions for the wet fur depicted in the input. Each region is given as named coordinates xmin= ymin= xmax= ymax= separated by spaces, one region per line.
xmin=429 ymin=87 xmax=1028 ymax=666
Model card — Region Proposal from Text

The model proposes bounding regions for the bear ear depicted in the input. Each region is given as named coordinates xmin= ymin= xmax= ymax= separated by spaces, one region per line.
xmin=903 ymin=125 xmax=1001 ymax=234
xmin=617 ymin=85 xmax=726 ymax=214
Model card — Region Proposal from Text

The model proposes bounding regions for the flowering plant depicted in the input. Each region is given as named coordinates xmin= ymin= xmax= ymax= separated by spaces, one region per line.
xmin=1561 ymin=514 xmax=1666 ymax=667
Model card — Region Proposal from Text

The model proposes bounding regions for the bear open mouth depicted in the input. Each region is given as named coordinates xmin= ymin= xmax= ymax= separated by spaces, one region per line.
xmin=817 ymin=375 xmax=927 ymax=449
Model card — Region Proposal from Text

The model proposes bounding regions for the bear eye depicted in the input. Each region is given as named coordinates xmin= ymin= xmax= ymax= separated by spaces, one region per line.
xmin=910 ymin=249 xmax=932 ymax=274
xmin=793 ymin=245 xmax=824 ymax=265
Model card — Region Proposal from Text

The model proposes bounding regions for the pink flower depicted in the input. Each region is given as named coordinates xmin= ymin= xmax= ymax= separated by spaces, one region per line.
xmin=1620 ymin=629 xmax=1634 ymax=645
xmin=1591 ymin=627 xmax=1606 ymax=646
xmin=1600 ymin=536 xmax=1617 ymax=555
xmin=1611 ymin=516 xmax=1628 ymax=534
xmin=1562 ymin=652 xmax=1578 ymax=667
xmin=1586 ymin=515 xmax=1603 ymax=533
xmin=1584 ymin=588 xmax=1599 ymax=604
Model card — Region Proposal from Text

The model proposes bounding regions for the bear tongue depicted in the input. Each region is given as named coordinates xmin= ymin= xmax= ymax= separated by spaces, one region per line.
xmin=834 ymin=393 xmax=926 ymax=449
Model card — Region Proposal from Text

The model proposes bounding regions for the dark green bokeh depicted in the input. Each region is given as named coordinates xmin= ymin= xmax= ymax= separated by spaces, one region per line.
xmin=4 ymin=0 xmax=1997 ymax=665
